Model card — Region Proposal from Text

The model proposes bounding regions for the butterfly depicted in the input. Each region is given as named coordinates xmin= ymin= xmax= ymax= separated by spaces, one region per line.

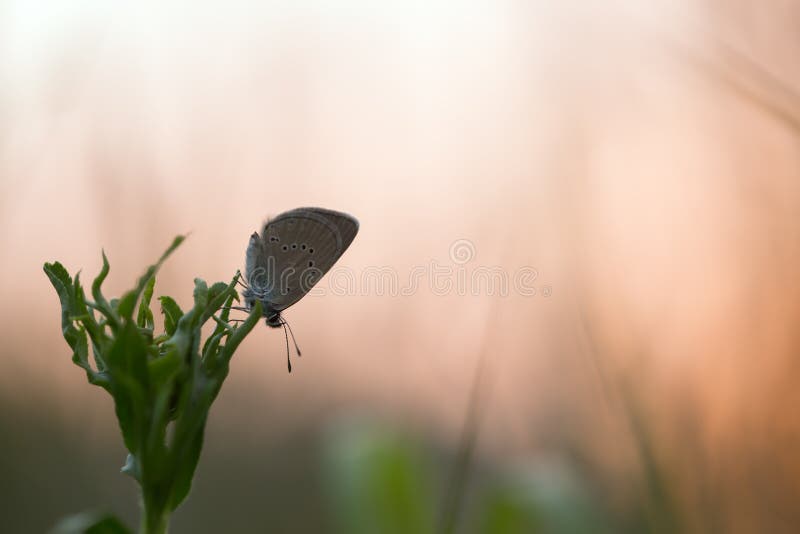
xmin=239 ymin=207 xmax=359 ymax=372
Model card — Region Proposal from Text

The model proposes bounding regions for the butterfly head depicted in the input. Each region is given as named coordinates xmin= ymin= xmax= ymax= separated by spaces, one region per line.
xmin=265 ymin=311 xmax=283 ymax=328
xmin=242 ymin=287 xmax=283 ymax=328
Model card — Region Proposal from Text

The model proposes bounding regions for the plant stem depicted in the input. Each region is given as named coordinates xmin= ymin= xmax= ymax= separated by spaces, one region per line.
xmin=140 ymin=496 xmax=169 ymax=534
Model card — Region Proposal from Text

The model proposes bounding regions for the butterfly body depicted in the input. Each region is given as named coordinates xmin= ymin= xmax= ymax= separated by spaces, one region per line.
xmin=242 ymin=207 xmax=359 ymax=328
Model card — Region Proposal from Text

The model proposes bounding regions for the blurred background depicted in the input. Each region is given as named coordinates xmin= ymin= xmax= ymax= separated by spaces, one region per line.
xmin=2 ymin=0 xmax=799 ymax=532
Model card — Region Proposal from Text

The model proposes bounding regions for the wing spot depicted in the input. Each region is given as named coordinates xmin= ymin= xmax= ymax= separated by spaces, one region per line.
xmin=309 ymin=248 xmax=314 ymax=254
xmin=301 ymin=244 xmax=306 ymax=250
xmin=308 ymin=261 xmax=314 ymax=267
xmin=291 ymin=243 xmax=297 ymax=249
xmin=282 ymin=245 xmax=288 ymax=251
xmin=270 ymin=236 xmax=280 ymax=242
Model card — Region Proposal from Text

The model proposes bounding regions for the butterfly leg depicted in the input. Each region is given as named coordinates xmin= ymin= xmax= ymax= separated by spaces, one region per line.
xmin=236 ymin=276 xmax=249 ymax=290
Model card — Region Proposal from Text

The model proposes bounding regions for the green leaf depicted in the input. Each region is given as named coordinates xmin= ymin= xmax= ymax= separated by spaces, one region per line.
xmin=200 ymin=281 xmax=232 ymax=323
xmin=201 ymin=331 xmax=226 ymax=367
xmin=44 ymin=261 xmax=74 ymax=311
xmin=91 ymin=251 xmax=110 ymax=303
xmin=71 ymin=327 xmax=93 ymax=374
xmin=45 ymin=262 xmax=104 ymax=380
xmin=50 ymin=511 xmax=131 ymax=534
xmin=135 ymin=235 xmax=185 ymax=297
xmin=119 ymin=235 xmax=186 ymax=320
xmin=214 ymin=301 xmax=261 ymax=374
xmin=105 ymin=321 xmax=151 ymax=454
xmin=74 ymin=273 xmax=108 ymax=368
xmin=207 ymin=281 xmax=229 ymax=301
xmin=117 ymin=290 xmax=138 ymax=319
xmin=44 ymin=261 xmax=78 ymax=341
xmin=73 ymin=272 xmax=90 ymax=319
xmin=106 ymin=320 xmax=150 ymax=386
xmin=159 ymin=296 xmax=183 ymax=336
xmin=158 ymin=234 xmax=186 ymax=264
xmin=166 ymin=413 xmax=208 ymax=511
xmin=192 ymin=278 xmax=209 ymax=321
xmin=90 ymin=250 xmax=118 ymax=329
xmin=137 ymin=275 xmax=156 ymax=329
xmin=200 ymin=275 xmax=241 ymax=364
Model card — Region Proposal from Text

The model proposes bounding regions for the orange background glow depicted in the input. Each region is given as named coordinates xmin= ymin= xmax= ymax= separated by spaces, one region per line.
xmin=1 ymin=1 xmax=799 ymax=532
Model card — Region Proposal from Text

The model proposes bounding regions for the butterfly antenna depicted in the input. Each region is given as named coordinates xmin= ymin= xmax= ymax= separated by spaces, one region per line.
xmin=282 ymin=323 xmax=292 ymax=373
xmin=281 ymin=318 xmax=302 ymax=357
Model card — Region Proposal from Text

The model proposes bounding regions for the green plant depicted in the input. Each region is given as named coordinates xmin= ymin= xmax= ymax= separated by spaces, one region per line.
xmin=322 ymin=422 xmax=560 ymax=534
xmin=44 ymin=236 xmax=261 ymax=534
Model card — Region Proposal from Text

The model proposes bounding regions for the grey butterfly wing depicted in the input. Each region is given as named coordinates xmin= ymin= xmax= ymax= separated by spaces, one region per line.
xmin=256 ymin=207 xmax=358 ymax=311
xmin=244 ymin=230 xmax=267 ymax=296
